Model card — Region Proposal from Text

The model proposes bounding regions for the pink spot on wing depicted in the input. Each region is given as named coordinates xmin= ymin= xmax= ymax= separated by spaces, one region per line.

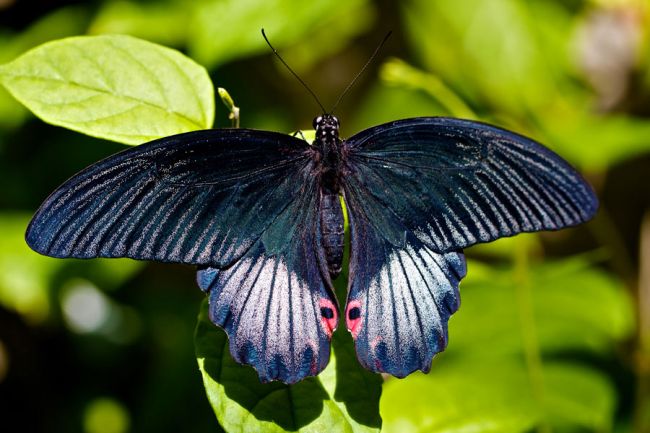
xmin=346 ymin=300 xmax=363 ymax=339
xmin=319 ymin=298 xmax=337 ymax=338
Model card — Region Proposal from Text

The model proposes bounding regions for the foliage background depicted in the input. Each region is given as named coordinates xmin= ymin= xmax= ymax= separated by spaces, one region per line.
xmin=0 ymin=0 xmax=649 ymax=432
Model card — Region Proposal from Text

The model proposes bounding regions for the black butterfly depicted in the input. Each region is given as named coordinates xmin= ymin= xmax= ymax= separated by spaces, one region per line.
xmin=25 ymin=112 xmax=597 ymax=383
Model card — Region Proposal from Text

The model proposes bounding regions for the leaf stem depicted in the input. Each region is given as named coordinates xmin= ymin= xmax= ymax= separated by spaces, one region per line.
xmin=513 ymin=241 xmax=551 ymax=433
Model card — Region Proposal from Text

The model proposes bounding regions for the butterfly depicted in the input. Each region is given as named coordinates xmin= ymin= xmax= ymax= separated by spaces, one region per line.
xmin=25 ymin=111 xmax=598 ymax=384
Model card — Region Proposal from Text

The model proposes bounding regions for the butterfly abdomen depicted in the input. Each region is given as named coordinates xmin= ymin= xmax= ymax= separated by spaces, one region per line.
xmin=313 ymin=114 xmax=345 ymax=280
xmin=320 ymin=191 xmax=344 ymax=279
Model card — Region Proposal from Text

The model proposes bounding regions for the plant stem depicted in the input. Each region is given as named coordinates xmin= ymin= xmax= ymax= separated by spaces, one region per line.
xmin=513 ymin=241 xmax=551 ymax=433
xmin=635 ymin=212 xmax=650 ymax=432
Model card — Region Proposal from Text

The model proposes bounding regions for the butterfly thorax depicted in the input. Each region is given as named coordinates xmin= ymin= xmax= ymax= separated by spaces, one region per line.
xmin=314 ymin=114 xmax=344 ymax=279
xmin=313 ymin=114 xmax=342 ymax=192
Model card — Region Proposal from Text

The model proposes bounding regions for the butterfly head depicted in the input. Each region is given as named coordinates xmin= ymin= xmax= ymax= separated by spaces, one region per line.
xmin=313 ymin=114 xmax=340 ymax=140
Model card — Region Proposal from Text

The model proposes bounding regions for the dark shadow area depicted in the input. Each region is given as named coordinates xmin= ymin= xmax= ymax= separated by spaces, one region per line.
xmin=332 ymin=327 xmax=383 ymax=429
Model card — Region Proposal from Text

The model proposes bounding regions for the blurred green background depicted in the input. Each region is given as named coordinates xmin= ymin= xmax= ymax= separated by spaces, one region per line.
xmin=0 ymin=0 xmax=649 ymax=432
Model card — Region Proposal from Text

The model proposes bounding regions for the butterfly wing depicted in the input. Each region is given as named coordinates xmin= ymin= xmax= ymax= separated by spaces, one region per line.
xmin=343 ymin=186 xmax=465 ymax=376
xmin=197 ymin=179 xmax=338 ymax=383
xmin=27 ymin=128 xmax=338 ymax=383
xmin=343 ymin=117 xmax=598 ymax=254
xmin=26 ymin=129 xmax=314 ymax=267
xmin=341 ymin=117 xmax=597 ymax=375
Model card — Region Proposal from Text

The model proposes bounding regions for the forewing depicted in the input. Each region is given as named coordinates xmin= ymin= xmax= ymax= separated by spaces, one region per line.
xmin=196 ymin=178 xmax=338 ymax=384
xmin=343 ymin=117 xmax=598 ymax=253
xmin=343 ymin=188 xmax=466 ymax=376
xmin=26 ymin=129 xmax=313 ymax=267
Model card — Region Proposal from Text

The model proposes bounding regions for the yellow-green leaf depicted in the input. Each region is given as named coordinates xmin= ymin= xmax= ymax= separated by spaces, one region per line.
xmin=0 ymin=35 xmax=214 ymax=145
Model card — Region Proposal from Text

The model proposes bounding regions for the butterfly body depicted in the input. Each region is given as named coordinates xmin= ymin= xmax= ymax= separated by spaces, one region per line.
xmin=319 ymin=191 xmax=344 ymax=279
xmin=26 ymin=116 xmax=598 ymax=384
xmin=313 ymin=114 xmax=345 ymax=279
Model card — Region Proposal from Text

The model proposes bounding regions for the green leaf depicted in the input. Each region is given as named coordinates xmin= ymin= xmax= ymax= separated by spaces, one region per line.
xmin=0 ymin=35 xmax=214 ymax=145
xmin=88 ymin=1 xmax=189 ymax=48
xmin=539 ymin=111 xmax=650 ymax=171
xmin=449 ymin=256 xmax=634 ymax=356
xmin=380 ymin=359 xmax=540 ymax=433
xmin=543 ymin=363 xmax=616 ymax=432
xmin=187 ymin=0 xmax=373 ymax=68
xmin=401 ymin=0 xmax=580 ymax=117
xmin=380 ymin=358 xmax=617 ymax=433
xmin=379 ymin=58 xmax=476 ymax=119
xmin=195 ymin=299 xmax=382 ymax=432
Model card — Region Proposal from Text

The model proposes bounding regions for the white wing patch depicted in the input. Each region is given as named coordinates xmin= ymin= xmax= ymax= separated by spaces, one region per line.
xmin=347 ymin=240 xmax=465 ymax=377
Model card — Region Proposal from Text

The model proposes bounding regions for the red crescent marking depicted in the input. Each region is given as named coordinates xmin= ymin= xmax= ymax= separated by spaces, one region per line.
xmin=319 ymin=298 xmax=337 ymax=338
xmin=346 ymin=300 xmax=363 ymax=339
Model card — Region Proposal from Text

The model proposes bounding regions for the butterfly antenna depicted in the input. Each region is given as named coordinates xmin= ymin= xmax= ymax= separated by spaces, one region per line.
xmin=330 ymin=31 xmax=392 ymax=114
xmin=262 ymin=28 xmax=327 ymax=114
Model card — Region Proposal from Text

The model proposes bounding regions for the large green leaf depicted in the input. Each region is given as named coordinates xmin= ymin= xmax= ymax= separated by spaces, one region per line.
xmin=449 ymin=256 xmax=634 ymax=356
xmin=380 ymin=358 xmax=617 ymax=433
xmin=543 ymin=362 xmax=617 ymax=432
xmin=195 ymin=299 xmax=382 ymax=433
xmin=0 ymin=35 xmax=214 ymax=145
xmin=380 ymin=359 xmax=541 ymax=433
